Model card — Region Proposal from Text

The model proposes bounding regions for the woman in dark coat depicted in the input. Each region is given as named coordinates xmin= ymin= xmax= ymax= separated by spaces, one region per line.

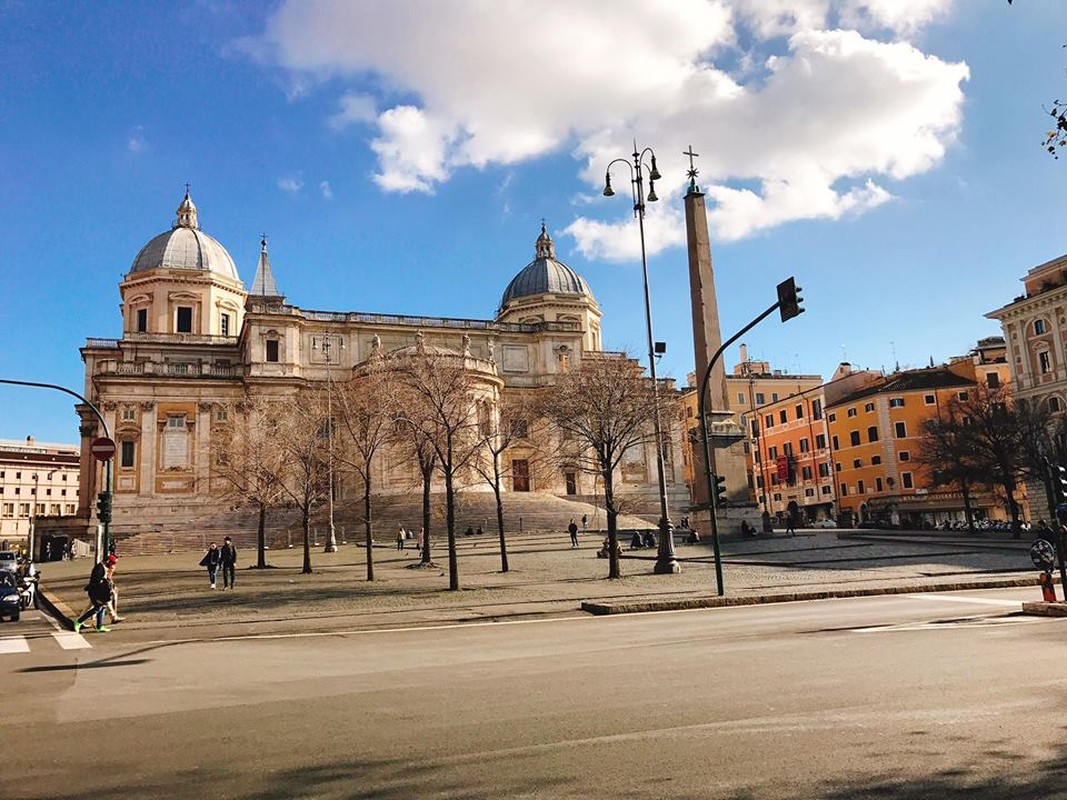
xmin=199 ymin=542 xmax=221 ymax=589
xmin=73 ymin=560 xmax=111 ymax=633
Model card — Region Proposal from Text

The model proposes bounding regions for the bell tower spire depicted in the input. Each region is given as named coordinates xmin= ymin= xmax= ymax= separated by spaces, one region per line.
xmin=534 ymin=220 xmax=556 ymax=260
xmin=174 ymin=185 xmax=199 ymax=230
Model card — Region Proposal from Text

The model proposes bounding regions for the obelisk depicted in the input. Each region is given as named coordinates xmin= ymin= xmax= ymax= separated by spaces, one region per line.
xmin=683 ymin=146 xmax=746 ymax=506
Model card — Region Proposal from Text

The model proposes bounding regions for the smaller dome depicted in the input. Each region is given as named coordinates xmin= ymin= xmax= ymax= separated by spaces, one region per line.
xmin=128 ymin=191 xmax=240 ymax=282
xmin=499 ymin=224 xmax=592 ymax=311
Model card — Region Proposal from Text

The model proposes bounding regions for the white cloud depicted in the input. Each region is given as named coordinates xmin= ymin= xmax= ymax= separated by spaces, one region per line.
xmin=244 ymin=0 xmax=967 ymax=251
xmin=329 ymin=92 xmax=377 ymax=130
xmin=277 ymin=175 xmax=304 ymax=193
xmin=127 ymin=125 xmax=148 ymax=154
xmin=319 ymin=180 xmax=333 ymax=199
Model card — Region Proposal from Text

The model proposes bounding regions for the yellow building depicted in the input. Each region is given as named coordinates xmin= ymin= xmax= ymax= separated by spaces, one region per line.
xmin=825 ymin=339 xmax=1014 ymax=527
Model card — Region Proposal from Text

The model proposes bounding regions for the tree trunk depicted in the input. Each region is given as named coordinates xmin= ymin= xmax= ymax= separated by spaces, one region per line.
xmin=256 ymin=501 xmax=267 ymax=568
xmin=604 ymin=471 xmax=619 ymax=579
xmin=1003 ymin=472 xmax=1021 ymax=539
xmin=446 ymin=466 xmax=459 ymax=590
xmin=493 ymin=480 xmax=509 ymax=573
xmin=364 ymin=483 xmax=374 ymax=581
xmin=301 ymin=505 xmax=312 ymax=574
xmin=421 ymin=468 xmax=432 ymax=564
xmin=961 ymin=482 xmax=976 ymax=534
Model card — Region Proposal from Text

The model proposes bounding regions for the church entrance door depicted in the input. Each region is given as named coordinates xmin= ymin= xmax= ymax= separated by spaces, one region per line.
xmin=513 ymin=459 xmax=530 ymax=492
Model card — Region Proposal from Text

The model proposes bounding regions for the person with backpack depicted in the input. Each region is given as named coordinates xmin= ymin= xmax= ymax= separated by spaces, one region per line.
xmin=220 ymin=536 xmax=238 ymax=589
xmin=73 ymin=558 xmax=112 ymax=634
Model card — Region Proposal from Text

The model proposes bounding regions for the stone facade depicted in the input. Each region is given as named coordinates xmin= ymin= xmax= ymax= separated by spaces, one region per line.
xmin=78 ymin=195 xmax=688 ymax=538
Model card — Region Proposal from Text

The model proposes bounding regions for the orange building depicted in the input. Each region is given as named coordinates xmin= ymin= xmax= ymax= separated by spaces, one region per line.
xmin=825 ymin=339 xmax=1016 ymax=528
xmin=749 ymin=363 xmax=882 ymax=525
xmin=678 ymin=353 xmax=821 ymax=508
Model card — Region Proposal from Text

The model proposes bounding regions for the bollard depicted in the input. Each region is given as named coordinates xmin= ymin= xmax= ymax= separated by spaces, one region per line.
xmin=1040 ymin=571 xmax=1057 ymax=602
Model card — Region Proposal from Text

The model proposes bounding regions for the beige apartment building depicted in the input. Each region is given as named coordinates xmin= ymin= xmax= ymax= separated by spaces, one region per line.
xmin=0 ymin=437 xmax=80 ymax=550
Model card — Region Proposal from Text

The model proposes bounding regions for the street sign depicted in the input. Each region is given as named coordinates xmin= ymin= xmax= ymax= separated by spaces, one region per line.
xmin=90 ymin=436 xmax=116 ymax=461
xmin=1030 ymin=538 xmax=1057 ymax=571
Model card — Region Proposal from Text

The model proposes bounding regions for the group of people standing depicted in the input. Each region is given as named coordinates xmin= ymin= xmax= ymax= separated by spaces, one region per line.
xmin=396 ymin=527 xmax=425 ymax=552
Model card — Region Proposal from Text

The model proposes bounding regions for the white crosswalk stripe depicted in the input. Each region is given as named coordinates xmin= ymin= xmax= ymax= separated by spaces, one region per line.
xmin=52 ymin=631 xmax=92 ymax=650
xmin=0 ymin=636 xmax=30 ymax=654
xmin=0 ymin=630 xmax=92 ymax=654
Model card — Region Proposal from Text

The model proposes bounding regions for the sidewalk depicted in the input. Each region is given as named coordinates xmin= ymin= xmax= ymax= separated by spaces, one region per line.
xmin=38 ymin=529 xmax=1044 ymax=636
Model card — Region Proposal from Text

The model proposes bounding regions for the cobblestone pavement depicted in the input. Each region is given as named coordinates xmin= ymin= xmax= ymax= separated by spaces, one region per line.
xmin=37 ymin=529 xmax=1041 ymax=634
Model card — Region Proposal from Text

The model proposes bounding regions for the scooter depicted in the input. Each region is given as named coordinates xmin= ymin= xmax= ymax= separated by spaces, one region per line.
xmin=18 ymin=571 xmax=38 ymax=610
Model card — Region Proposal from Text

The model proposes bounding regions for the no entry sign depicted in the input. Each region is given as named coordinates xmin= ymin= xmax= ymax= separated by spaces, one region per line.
xmin=91 ymin=436 xmax=116 ymax=461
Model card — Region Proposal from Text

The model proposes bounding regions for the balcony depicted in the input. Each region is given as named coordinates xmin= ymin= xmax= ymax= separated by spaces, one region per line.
xmin=96 ymin=360 xmax=241 ymax=380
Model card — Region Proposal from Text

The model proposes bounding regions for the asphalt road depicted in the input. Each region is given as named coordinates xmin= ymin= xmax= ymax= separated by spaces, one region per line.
xmin=4 ymin=589 xmax=1066 ymax=799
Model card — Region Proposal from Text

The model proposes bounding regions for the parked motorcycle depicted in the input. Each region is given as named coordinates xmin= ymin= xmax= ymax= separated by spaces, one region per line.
xmin=18 ymin=564 xmax=38 ymax=610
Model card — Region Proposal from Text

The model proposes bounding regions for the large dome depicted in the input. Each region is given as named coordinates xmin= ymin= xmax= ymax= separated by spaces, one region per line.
xmin=499 ymin=224 xmax=592 ymax=310
xmin=128 ymin=192 xmax=240 ymax=282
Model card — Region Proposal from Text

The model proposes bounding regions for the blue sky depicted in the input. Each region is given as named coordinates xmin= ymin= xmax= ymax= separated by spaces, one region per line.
xmin=1 ymin=0 xmax=1065 ymax=445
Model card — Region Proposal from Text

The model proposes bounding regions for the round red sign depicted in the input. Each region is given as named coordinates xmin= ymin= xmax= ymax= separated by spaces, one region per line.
xmin=90 ymin=436 xmax=116 ymax=461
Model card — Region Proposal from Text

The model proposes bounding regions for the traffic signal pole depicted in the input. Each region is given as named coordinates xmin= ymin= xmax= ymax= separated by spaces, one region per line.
xmin=0 ymin=379 xmax=112 ymax=562
xmin=1045 ymin=457 xmax=1067 ymax=600
xmin=698 ymin=278 xmax=804 ymax=596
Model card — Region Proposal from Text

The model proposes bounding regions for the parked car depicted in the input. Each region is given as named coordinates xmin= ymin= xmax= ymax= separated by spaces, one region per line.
xmin=0 ymin=571 xmax=20 ymax=621
xmin=814 ymin=519 xmax=838 ymax=529
xmin=0 ymin=551 xmax=18 ymax=575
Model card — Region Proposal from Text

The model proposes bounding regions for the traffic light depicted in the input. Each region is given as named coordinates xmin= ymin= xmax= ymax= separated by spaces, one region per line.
xmin=96 ymin=491 xmax=112 ymax=524
xmin=712 ymin=473 xmax=727 ymax=506
xmin=777 ymin=277 xmax=805 ymax=322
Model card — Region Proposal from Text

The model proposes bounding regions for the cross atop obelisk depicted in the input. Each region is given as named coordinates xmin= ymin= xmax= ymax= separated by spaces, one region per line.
xmin=683 ymin=144 xmax=700 ymax=193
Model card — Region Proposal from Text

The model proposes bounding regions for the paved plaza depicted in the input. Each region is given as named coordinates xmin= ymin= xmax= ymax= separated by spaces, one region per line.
xmin=36 ymin=528 xmax=1043 ymax=637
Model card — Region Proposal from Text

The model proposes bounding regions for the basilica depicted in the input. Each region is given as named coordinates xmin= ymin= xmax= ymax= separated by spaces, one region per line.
xmin=76 ymin=192 xmax=688 ymax=539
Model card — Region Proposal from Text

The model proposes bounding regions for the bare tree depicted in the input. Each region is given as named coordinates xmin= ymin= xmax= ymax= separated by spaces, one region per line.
xmin=208 ymin=394 xmax=290 ymax=568
xmin=916 ymin=411 xmax=984 ymax=533
xmin=390 ymin=342 xmax=499 ymax=590
xmin=1014 ymin=397 xmax=1067 ymax=522
xmin=946 ymin=386 xmax=1026 ymax=537
xmin=540 ymin=353 xmax=662 ymax=579
xmin=471 ymin=390 xmax=542 ymax=573
xmin=333 ymin=363 xmax=399 ymax=581
xmin=275 ymin=388 xmax=331 ymax=574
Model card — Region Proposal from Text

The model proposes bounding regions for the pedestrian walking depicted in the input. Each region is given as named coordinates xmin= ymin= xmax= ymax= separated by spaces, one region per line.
xmin=581 ymin=514 xmax=588 ymax=531
xmin=786 ymin=514 xmax=796 ymax=536
xmin=220 ymin=536 xmax=238 ymax=589
xmin=73 ymin=558 xmax=112 ymax=633
xmin=415 ymin=527 xmax=424 ymax=555
xmin=396 ymin=527 xmax=405 ymax=550
xmin=199 ymin=541 xmax=221 ymax=589
xmin=102 ymin=554 xmax=123 ymax=622
xmin=568 ymin=519 xmax=579 ymax=548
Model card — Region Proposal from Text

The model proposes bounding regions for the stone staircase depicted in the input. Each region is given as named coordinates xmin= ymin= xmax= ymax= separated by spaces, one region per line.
xmin=108 ymin=491 xmax=670 ymax=556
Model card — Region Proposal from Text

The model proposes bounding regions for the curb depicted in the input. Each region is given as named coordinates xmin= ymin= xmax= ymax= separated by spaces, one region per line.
xmin=38 ymin=588 xmax=75 ymax=630
xmin=580 ymin=576 xmax=1042 ymax=616
xmin=1021 ymin=601 xmax=1067 ymax=617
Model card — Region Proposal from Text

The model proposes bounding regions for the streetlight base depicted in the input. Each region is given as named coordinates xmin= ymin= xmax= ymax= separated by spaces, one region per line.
xmin=653 ymin=556 xmax=681 ymax=574
xmin=653 ymin=518 xmax=680 ymax=574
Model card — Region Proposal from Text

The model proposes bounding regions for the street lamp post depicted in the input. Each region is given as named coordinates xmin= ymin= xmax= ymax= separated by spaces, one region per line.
xmin=30 ymin=473 xmax=38 ymax=561
xmin=315 ymin=335 xmax=343 ymax=553
xmin=604 ymin=142 xmax=679 ymax=575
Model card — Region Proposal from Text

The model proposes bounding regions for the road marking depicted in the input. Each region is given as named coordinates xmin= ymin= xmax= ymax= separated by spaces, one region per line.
xmin=52 ymin=631 xmax=92 ymax=650
xmin=0 ymin=636 xmax=30 ymax=654
xmin=905 ymin=593 xmax=1023 ymax=608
